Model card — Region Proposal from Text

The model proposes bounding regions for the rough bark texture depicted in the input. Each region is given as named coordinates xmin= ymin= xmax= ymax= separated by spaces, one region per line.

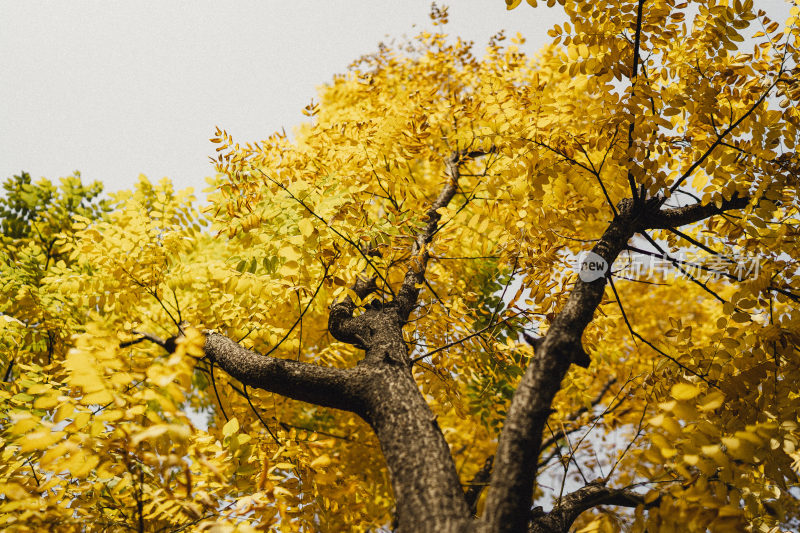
xmin=355 ymin=309 xmax=470 ymax=532
xmin=528 ymin=481 xmax=650 ymax=533
xmin=320 ymin=154 xmax=473 ymax=531
xmin=478 ymin=199 xmax=640 ymax=532
xmin=193 ymin=186 xmax=751 ymax=532
xmin=643 ymin=194 xmax=749 ymax=229
xmin=208 ymin=306 xmax=472 ymax=532
xmin=203 ymin=332 xmax=368 ymax=413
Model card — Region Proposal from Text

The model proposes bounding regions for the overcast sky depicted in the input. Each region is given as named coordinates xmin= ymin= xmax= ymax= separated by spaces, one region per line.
xmin=1 ymin=1 xmax=792 ymax=201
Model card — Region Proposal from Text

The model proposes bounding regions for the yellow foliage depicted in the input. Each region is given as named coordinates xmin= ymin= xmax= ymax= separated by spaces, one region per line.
xmin=2 ymin=1 xmax=800 ymax=531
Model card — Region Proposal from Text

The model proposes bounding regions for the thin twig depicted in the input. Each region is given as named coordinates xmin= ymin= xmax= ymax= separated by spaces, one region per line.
xmin=209 ymin=362 xmax=229 ymax=422
xmin=410 ymin=311 xmax=524 ymax=364
xmin=242 ymin=385 xmax=280 ymax=445
xmin=255 ymin=168 xmax=394 ymax=297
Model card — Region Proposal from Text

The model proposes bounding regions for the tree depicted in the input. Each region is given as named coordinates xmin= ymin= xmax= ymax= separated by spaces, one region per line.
xmin=0 ymin=171 xmax=110 ymax=376
xmin=1 ymin=1 xmax=799 ymax=531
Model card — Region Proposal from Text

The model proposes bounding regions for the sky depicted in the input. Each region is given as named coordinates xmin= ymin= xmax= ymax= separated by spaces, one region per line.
xmin=1 ymin=1 xmax=567 ymax=200
xmin=1 ymin=1 xmax=793 ymax=202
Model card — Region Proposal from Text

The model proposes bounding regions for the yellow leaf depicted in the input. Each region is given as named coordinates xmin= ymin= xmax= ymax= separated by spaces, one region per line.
xmin=0 ymin=483 xmax=29 ymax=500
xmin=9 ymin=417 xmax=39 ymax=436
xmin=671 ymin=383 xmax=700 ymax=401
xmin=310 ymin=455 xmax=332 ymax=469
xmin=702 ymin=444 xmax=722 ymax=457
xmin=40 ymin=442 xmax=73 ymax=467
xmin=222 ymin=417 xmax=239 ymax=438
xmin=54 ymin=403 xmax=74 ymax=423
xmin=110 ymin=372 xmax=133 ymax=387
xmin=698 ymin=391 xmax=725 ymax=411
xmin=298 ymin=218 xmax=314 ymax=238
xmin=731 ymin=311 xmax=750 ymax=323
xmin=576 ymin=518 xmax=602 ymax=533
xmin=146 ymin=365 xmax=176 ymax=387
xmin=722 ymin=437 xmax=741 ymax=450
xmin=33 ymin=395 xmax=60 ymax=410
xmin=278 ymin=246 xmax=300 ymax=262
xmin=27 ymin=384 xmax=52 ymax=395
xmin=691 ymin=172 xmax=708 ymax=190
xmin=168 ymin=424 xmax=192 ymax=441
xmin=273 ymin=486 xmax=293 ymax=498
xmin=81 ymin=389 xmax=114 ymax=405
xmin=69 ymin=411 xmax=91 ymax=431
xmin=132 ymin=425 xmax=170 ymax=445
xmin=63 ymin=453 xmax=100 ymax=479
xmin=97 ymin=409 xmax=123 ymax=422
xmin=19 ymin=430 xmax=65 ymax=453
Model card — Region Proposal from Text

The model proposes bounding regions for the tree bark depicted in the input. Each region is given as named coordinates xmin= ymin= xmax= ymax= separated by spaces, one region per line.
xmin=352 ymin=308 xmax=471 ymax=532
xmin=205 ymin=308 xmax=472 ymax=532
xmin=478 ymin=195 xmax=752 ymax=532
xmin=194 ymin=191 xmax=752 ymax=533
xmin=478 ymin=199 xmax=640 ymax=532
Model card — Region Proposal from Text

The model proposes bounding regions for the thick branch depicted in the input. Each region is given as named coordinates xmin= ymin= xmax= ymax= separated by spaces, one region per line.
xmin=530 ymin=481 xmax=653 ymax=533
xmin=641 ymin=195 xmax=750 ymax=229
xmin=538 ymin=377 xmax=618 ymax=456
xmin=478 ymin=192 xmax=752 ymax=530
xmin=203 ymin=332 xmax=367 ymax=414
xmin=321 ymin=152 xmax=481 ymax=529
xmin=328 ymin=274 xmax=379 ymax=346
xmin=479 ymin=201 xmax=639 ymax=532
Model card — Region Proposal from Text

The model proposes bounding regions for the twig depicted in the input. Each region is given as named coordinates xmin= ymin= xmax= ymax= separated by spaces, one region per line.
xmin=242 ymin=385 xmax=280 ymax=445
xmin=410 ymin=311 xmax=524 ymax=364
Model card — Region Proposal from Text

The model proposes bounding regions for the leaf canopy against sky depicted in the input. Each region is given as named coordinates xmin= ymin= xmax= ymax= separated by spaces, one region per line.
xmin=1 ymin=1 xmax=800 ymax=532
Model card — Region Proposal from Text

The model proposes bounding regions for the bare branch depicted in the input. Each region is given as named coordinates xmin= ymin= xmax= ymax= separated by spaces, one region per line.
xmin=208 ymin=360 xmax=229 ymax=422
xmin=538 ymin=377 xmax=618 ymax=456
xmin=411 ymin=311 xmax=524 ymax=364
xmin=254 ymin=168 xmax=393 ymax=296
xmin=531 ymin=480 xmax=658 ymax=533
xmin=242 ymin=384 xmax=281 ymax=444
xmin=527 ymin=138 xmax=617 ymax=215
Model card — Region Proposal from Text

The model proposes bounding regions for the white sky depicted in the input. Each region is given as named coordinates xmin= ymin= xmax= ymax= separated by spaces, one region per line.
xmin=1 ymin=1 xmax=792 ymax=200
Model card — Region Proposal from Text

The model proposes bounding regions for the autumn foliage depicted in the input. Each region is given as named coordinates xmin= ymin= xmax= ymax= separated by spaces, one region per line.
xmin=1 ymin=1 xmax=800 ymax=531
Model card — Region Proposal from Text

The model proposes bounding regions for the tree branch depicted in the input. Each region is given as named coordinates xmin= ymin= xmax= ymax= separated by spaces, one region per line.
xmin=327 ymin=274 xmax=378 ymax=347
xmin=626 ymin=0 xmax=647 ymax=204
xmin=480 ymin=199 xmax=640 ymax=532
xmin=464 ymin=455 xmax=494 ymax=516
xmin=641 ymin=195 xmax=750 ymax=229
xmin=396 ymin=153 xmax=463 ymax=321
xmin=667 ymin=76 xmax=781 ymax=195
xmin=203 ymin=332 xmax=367 ymax=414
xmin=530 ymin=481 xmax=657 ymax=533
